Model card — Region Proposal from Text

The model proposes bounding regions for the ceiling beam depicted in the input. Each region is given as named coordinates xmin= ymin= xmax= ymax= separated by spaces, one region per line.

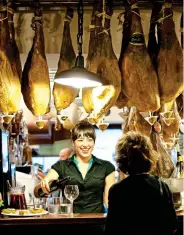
xmin=4 ymin=0 xmax=183 ymax=12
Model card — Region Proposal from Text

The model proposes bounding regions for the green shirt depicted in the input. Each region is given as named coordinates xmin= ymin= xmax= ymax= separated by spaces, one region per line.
xmin=51 ymin=155 xmax=115 ymax=213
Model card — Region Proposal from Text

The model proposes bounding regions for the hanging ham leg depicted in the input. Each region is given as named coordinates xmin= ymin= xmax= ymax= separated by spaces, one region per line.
xmin=150 ymin=130 xmax=174 ymax=178
xmin=176 ymin=93 xmax=183 ymax=119
xmin=82 ymin=1 xmax=121 ymax=123
xmin=180 ymin=13 xmax=183 ymax=49
xmin=134 ymin=110 xmax=152 ymax=137
xmin=7 ymin=1 xmax=22 ymax=81
xmin=82 ymin=4 xmax=96 ymax=115
xmin=147 ymin=0 xmax=163 ymax=70
xmin=119 ymin=0 xmax=160 ymax=112
xmin=123 ymin=106 xmax=136 ymax=134
xmin=157 ymin=0 xmax=183 ymax=103
xmin=0 ymin=4 xmax=21 ymax=114
xmin=53 ymin=8 xmax=78 ymax=113
xmin=21 ymin=3 xmax=51 ymax=117
xmin=175 ymin=14 xmax=183 ymax=119
xmin=116 ymin=4 xmax=130 ymax=109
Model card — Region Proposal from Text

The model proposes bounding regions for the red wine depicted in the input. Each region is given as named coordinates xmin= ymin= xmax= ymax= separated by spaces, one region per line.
xmin=10 ymin=193 xmax=27 ymax=209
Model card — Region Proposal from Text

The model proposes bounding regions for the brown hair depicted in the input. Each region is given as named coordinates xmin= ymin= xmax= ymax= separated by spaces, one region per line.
xmin=71 ymin=121 xmax=96 ymax=142
xmin=116 ymin=131 xmax=157 ymax=175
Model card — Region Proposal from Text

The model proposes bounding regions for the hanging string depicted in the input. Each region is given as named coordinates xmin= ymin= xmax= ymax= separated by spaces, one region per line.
xmin=64 ymin=15 xmax=72 ymax=23
xmin=116 ymin=4 xmax=144 ymax=33
xmin=31 ymin=16 xmax=43 ymax=30
xmin=77 ymin=0 xmax=83 ymax=56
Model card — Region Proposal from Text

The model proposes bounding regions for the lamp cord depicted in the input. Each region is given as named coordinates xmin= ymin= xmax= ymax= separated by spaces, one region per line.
xmin=77 ymin=0 xmax=83 ymax=56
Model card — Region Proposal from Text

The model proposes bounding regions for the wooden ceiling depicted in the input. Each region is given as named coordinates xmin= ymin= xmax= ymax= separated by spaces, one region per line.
xmin=8 ymin=0 xmax=184 ymax=11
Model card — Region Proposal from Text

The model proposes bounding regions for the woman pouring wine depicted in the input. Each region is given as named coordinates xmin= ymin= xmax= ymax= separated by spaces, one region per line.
xmin=34 ymin=120 xmax=115 ymax=213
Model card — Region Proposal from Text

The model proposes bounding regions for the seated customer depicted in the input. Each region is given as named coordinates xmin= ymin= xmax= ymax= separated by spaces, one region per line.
xmin=105 ymin=131 xmax=177 ymax=235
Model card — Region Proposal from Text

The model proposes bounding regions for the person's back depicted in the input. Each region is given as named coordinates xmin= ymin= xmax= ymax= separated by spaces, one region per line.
xmin=107 ymin=174 xmax=177 ymax=235
xmin=105 ymin=131 xmax=177 ymax=235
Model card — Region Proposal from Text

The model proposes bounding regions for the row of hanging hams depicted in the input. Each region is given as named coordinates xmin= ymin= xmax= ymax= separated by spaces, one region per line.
xmin=117 ymin=0 xmax=183 ymax=178
xmin=0 ymin=0 xmax=76 ymax=131
xmin=116 ymin=0 xmax=183 ymax=112
xmin=0 ymin=0 xmax=182 ymax=133
xmin=21 ymin=3 xmax=79 ymax=130
xmin=116 ymin=0 xmax=160 ymax=112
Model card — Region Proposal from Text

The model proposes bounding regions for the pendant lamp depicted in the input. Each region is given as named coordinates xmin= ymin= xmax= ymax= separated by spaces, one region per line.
xmin=54 ymin=0 xmax=102 ymax=88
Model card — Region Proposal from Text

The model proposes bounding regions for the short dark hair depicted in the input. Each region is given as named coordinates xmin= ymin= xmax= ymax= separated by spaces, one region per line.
xmin=116 ymin=131 xmax=157 ymax=175
xmin=71 ymin=121 xmax=96 ymax=142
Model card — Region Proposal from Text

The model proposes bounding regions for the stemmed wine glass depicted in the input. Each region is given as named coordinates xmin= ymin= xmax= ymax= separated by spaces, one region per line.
xmin=64 ymin=185 xmax=79 ymax=216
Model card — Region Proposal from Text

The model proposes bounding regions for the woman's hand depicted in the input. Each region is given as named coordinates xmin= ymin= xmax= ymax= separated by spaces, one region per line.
xmin=37 ymin=168 xmax=46 ymax=180
xmin=34 ymin=169 xmax=59 ymax=197
xmin=40 ymin=178 xmax=50 ymax=194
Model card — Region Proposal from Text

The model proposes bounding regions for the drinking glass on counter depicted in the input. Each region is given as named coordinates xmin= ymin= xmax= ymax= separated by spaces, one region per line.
xmin=33 ymin=198 xmax=47 ymax=210
xmin=64 ymin=185 xmax=79 ymax=216
xmin=60 ymin=197 xmax=72 ymax=214
xmin=47 ymin=197 xmax=61 ymax=214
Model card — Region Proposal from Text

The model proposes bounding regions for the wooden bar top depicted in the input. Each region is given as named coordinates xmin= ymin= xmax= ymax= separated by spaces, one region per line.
xmin=0 ymin=210 xmax=183 ymax=227
xmin=0 ymin=213 xmax=107 ymax=226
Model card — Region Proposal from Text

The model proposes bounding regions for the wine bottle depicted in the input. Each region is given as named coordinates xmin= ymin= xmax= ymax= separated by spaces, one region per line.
xmin=37 ymin=176 xmax=71 ymax=197
xmin=178 ymin=154 xmax=184 ymax=178
xmin=172 ymin=153 xmax=184 ymax=178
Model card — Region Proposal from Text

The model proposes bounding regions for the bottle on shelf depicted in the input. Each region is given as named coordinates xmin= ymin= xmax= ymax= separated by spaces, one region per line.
xmin=177 ymin=153 xmax=184 ymax=178
xmin=172 ymin=152 xmax=184 ymax=178
xmin=35 ymin=176 xmax=71 ymax=197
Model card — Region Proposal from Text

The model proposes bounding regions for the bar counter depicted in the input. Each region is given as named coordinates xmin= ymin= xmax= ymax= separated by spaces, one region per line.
xmin=0 ymin=213 xmax=106 ymax=226
xmin=0 ymin=211 xmax=183 ymax=235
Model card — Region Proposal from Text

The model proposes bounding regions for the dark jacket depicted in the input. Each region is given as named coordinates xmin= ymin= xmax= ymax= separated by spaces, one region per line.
xmin=105 ymin=174 xmax=177 ymax=235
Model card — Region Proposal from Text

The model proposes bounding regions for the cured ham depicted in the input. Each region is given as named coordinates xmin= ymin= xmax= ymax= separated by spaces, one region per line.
xmin=53 ymin=8 xmax=78 ymax=113
xmin=180 ymin=13 xmax=183 ymax=48
xmin=147 ymin=1 xmax=162 ymax=70
xmin=123 ymin=107 xmax=136 ymax=134
xmin=0 ymin=4 xmax=21 ymax=114
xmin=176 ymin=93 xmax=183 ymax=119
xmin=116 ymin=4 xmax=130 ymax=109
xmin=7 ymin=2 xmax=22 ymax=81
xmin=119 ymin=0 xmax=160 ymax=112
xmin=157 ymin=0 xmax=183 ymax=103
xmin=150 ymin=130 xmax=174 ymax=178
xmin=134 ymin=110 xmax=151 ymax=137
xmin=82 ymin=1 xmax=121 ymax=123
xmin=21 ymin=3 xmax=51 ymax=117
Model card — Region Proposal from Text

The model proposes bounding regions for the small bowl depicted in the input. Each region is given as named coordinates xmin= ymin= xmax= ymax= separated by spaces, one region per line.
xmin=144 ymin=116 xmax=158 ymax=126
xmin=96 ymin=123 xmax=109 ymax=131
xmin=2 ymin=115 xmax=14 ymax=124
xmin=35 ymin=120 xmax=46 ymax=129
xmin=162 ymin=118 xmax=175 ymax=126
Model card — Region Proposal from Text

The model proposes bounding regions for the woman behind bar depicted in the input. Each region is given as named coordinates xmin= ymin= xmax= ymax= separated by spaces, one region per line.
xmin=34 ymin=120 xmax=115 ymax=213
xmin=105 ymin=131 xmax=177 ymax=235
